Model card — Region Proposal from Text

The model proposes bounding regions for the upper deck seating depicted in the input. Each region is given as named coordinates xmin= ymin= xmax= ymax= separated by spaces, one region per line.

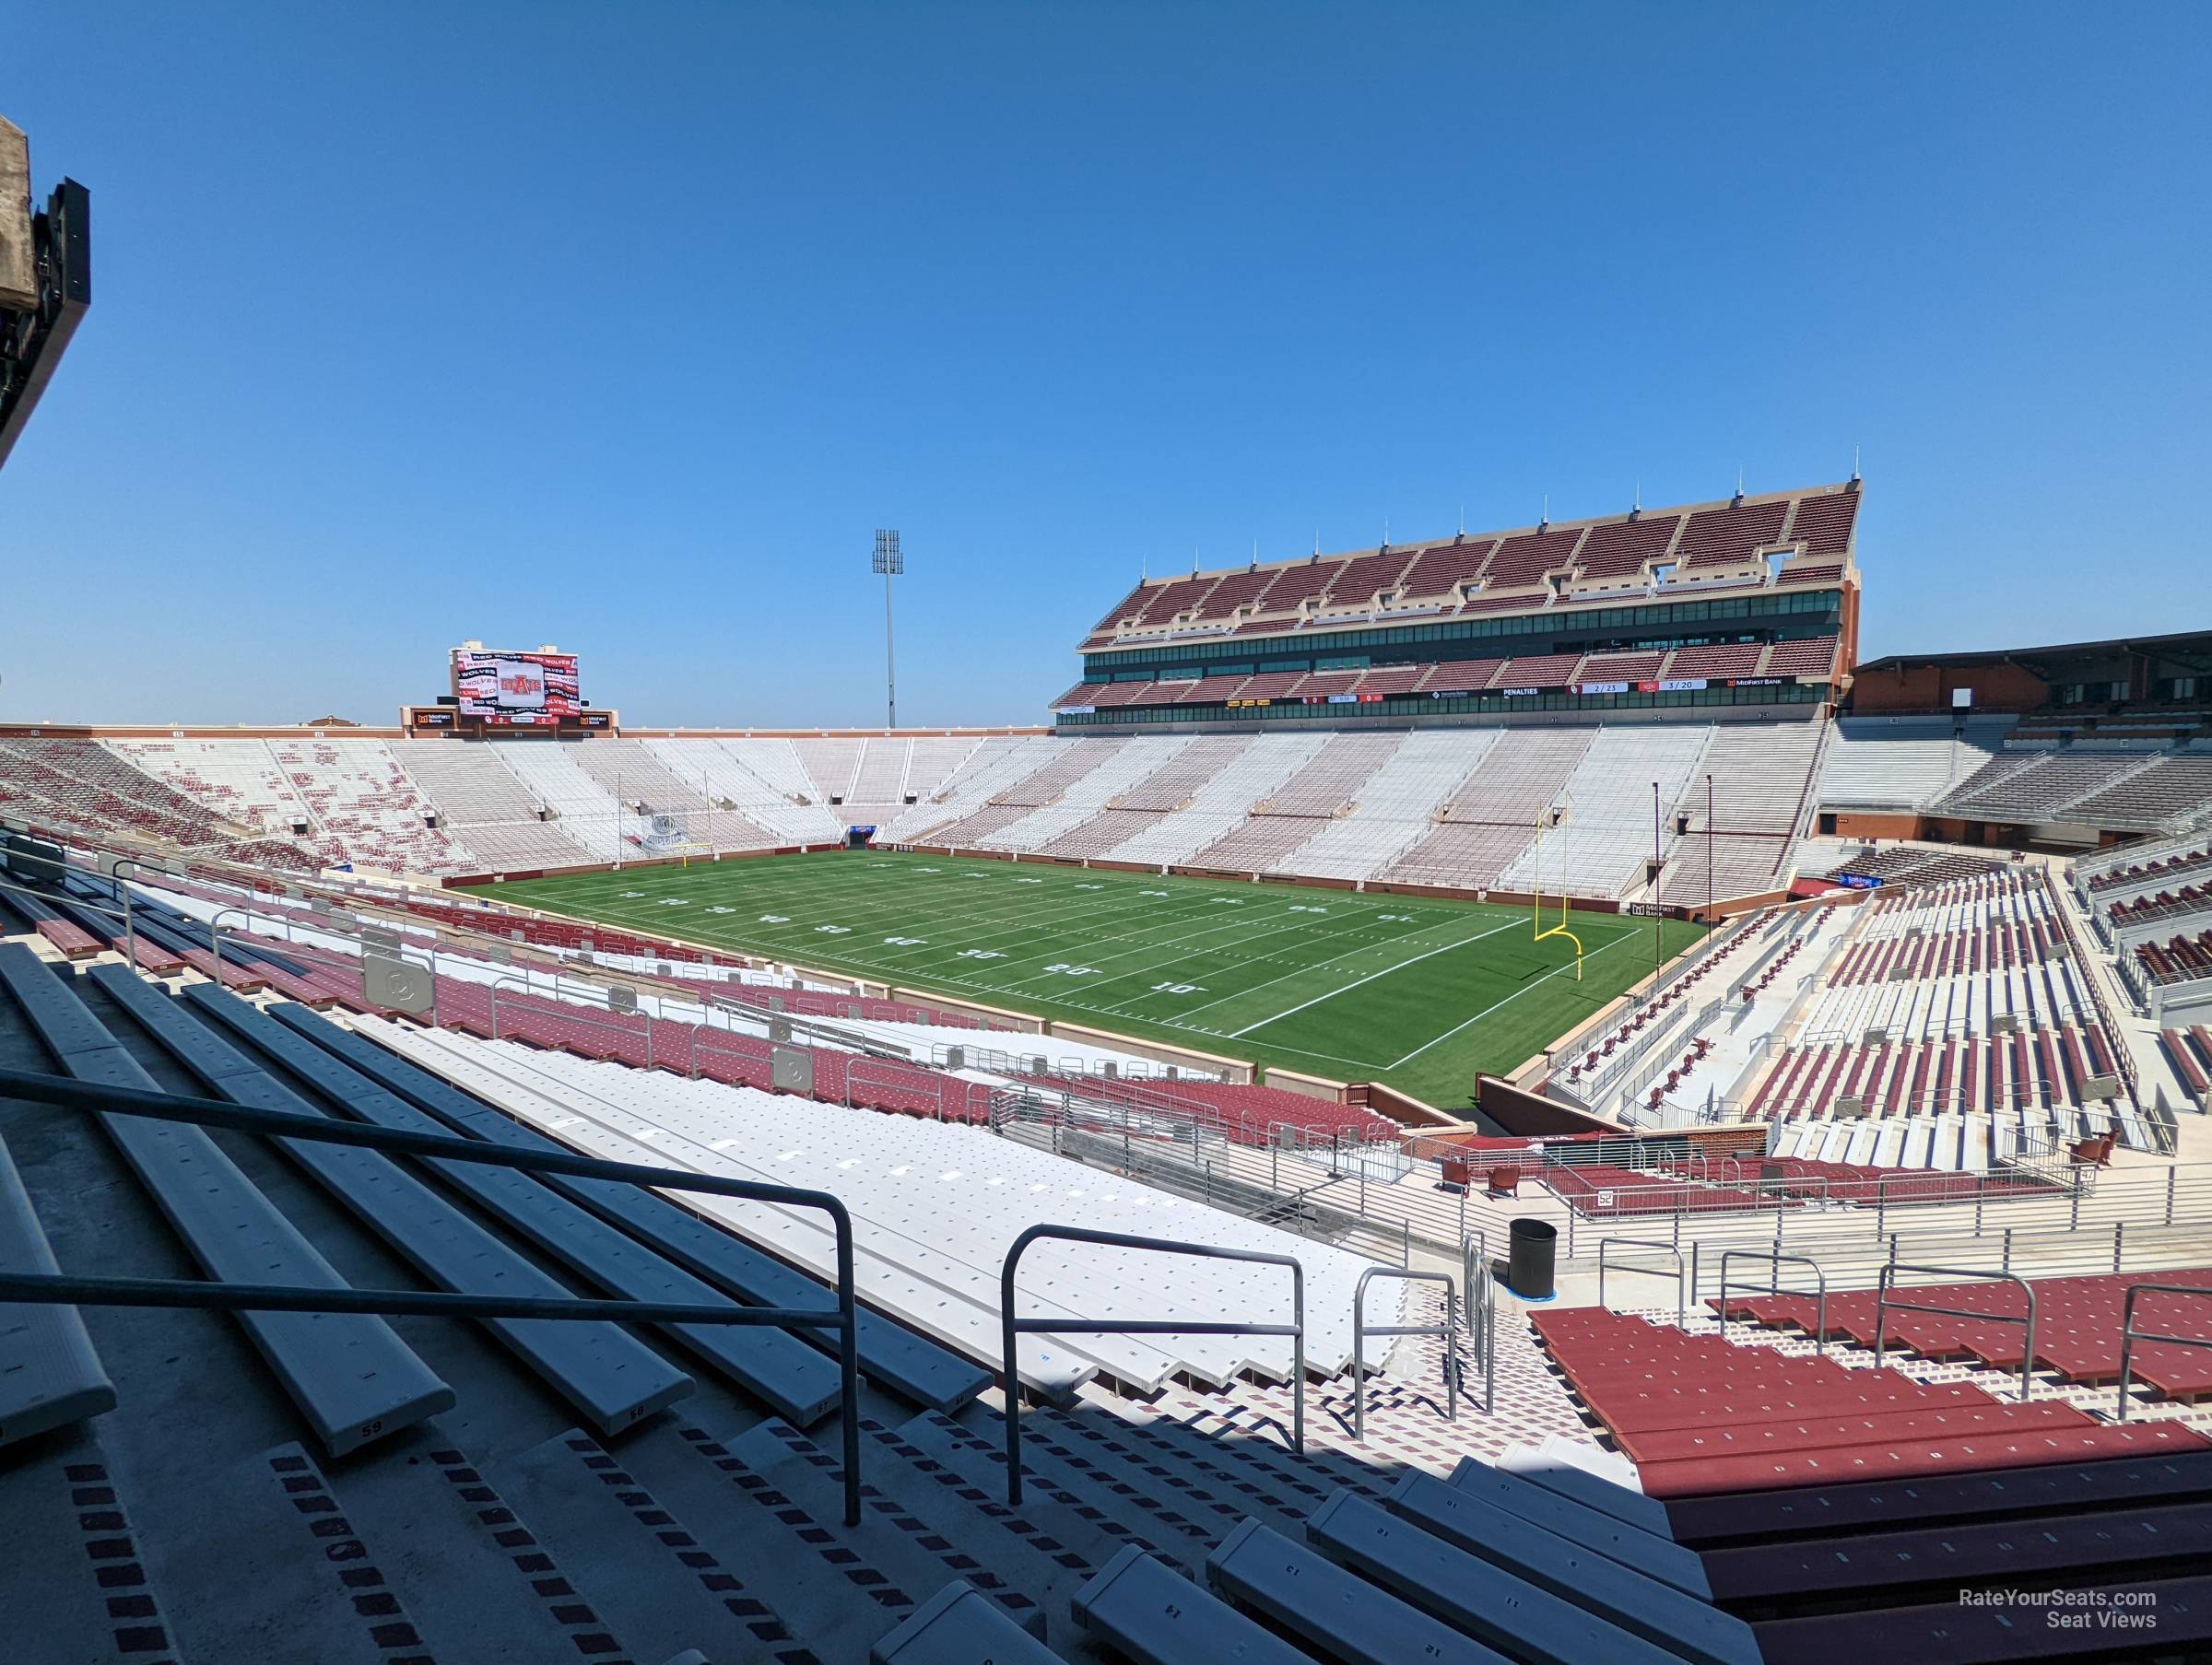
xmin=1675 ymin=498 xmax=1788 ymax=572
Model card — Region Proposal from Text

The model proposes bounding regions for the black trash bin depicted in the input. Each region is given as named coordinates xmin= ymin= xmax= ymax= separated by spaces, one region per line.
xmin=1508 ymin=1217 xmax=1557 ymax=1301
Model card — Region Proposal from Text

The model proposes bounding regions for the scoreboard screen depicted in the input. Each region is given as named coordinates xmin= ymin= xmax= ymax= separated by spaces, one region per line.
xmin=451 ymin=650 xmax=582 ymax=725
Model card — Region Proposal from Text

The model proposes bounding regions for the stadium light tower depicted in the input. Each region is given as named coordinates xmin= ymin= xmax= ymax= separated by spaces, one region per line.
xmin=873 ymin=529 xmax=904 ymax=728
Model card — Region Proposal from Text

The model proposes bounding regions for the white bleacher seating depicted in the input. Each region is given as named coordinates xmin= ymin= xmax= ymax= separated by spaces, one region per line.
xmin=878 ymin=735 xmax=1069 ymax=842
xmin=387 ymin=741 xmax=600 ymax=870
xmin=975 ymin=739 xmax=1190 ymax=851
xmin=1034 ymin=736 xmax=1255 ymax=860
xmin=1101 ymin=733 xmax=1329 ymax=867
xmin=1495 ymin=726 xmax=1711 ymax=898
xmin=366 ymin=1022 xmax=1398 ymax=1393
xmin=639 ymin=737 xmax=847 ymax=844
xmin=794 ymin=737 xmax=865 ymax=804
xmin=1184 ymin=732 xmax=1406 ymax=874
xmin=1818 ymin=718 xmax=2001 ymax=810
xmin=1294 ymin=730 xmax=1500 ymax=880
xmin=567 ymin=739 xmax=778 ymax=853
xmin=479 ymin=742 xmax=633 ymax=862
xmin=270 ymin=737 xmax=477 ymax=874
xmin=1382 ymin=729 xmax=1594 ymax=889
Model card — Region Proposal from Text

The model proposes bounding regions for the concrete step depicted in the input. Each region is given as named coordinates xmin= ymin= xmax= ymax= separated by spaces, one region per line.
xmin=679 ymin=1417 xmax=1062 ymax=1650
xmin=315 ymin=1427 xmax=645 ymax=1662
xmin=1028 ymin=1401 xmax=1306 ymax=1544
xmin=1165 ymin=1380 xmax=1441 ymax=1492
xmin=485 ymin=1425 xmax=813 ymax=1665
xmin=599 ymin=1413 xmax=915 ymax=1663
xmin=900 ymin=1402 xmax=1206 ymax=1577
xmin=1112 ymin=1393 xmax=1386 ymax=1522
xmin=0 ymin=1428 xmax=191 ymax=1665
xmin=134 ymin=1439 xmax=435 ymax=1665
xmin=853 ymin=1412 xmax=1123 ymax=1662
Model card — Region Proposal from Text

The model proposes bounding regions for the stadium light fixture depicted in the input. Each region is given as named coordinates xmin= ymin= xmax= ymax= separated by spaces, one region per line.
xmin=873 ymin=530 xmax=903 ymax=729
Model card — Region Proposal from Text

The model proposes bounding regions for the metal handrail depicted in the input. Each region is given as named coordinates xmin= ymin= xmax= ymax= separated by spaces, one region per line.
xmin=1717 ymin=1249 xmax=1830 ymax=1356
xmin=103 ymin=856 xmax=177 ymax=969
xmin=208 ymin=905 xmax=255 ymax=977
xmin=1350 ymin=1266 xmax=1457 ymax=1440
xmin=999 ymin=1225 xmax=1303 ymax=1505
xmin=488 ymin=974 xmax=659 ymax=1069
xmin=1597 ymin=1237 xmax=1685 ymax=1328
xmin=1874 ymin=1261 xmax=2038 ymax=1402
xmin=2113 ymin=1283 xmax=2212 ymax=1423
xmin=0 ymin=873 xmax=135 ymax=959
xmin=1460 ymin=1230 xmax=1497 ymax=1416
xmin=0 ymin=1063 xmax=867 ymax=1525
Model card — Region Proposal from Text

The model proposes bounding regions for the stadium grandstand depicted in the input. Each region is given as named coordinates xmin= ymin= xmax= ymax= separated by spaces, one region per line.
xmin=6 ymin=110 xmax=2212 ymax=1665
xmin=6 ymin=480 xmax=2212 ymax=1662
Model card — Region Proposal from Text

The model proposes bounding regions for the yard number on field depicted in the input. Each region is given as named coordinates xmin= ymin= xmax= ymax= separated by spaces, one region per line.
xmin=1043 ymin=963 xmax=1099 ymax=977
xmin=1151 ymin=982 xmax=1206 ymax=995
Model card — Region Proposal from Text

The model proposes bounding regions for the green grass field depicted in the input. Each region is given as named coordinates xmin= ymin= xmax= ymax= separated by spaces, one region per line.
xmin=493 ymin=851 xmax=1705 ymax=1108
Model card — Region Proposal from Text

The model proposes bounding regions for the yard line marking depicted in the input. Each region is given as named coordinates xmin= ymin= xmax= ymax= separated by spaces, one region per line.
xmin=1384 ymin=925 xmax=1641 ymax=1069
xmin=1228 ymin=920 xmax=1517 ymax=1038
xmin=1096 ymin=910 xmax=1457 ymax=1021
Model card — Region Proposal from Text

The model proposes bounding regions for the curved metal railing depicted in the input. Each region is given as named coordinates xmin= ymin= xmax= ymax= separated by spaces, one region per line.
xmin=0 ymin=1064 xmax=868 ymax=1524
xmin=998 ymin=1225 xmax=1303 ymax=1506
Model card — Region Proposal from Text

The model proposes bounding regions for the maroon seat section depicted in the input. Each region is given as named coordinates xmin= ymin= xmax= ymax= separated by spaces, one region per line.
xmin=1533 ymin=1304 xmax=2212 ymax=1493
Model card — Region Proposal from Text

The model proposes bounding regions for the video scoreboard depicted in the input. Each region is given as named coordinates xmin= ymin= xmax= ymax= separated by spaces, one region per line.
xmin=451 ymin=648 xmax=582 ymax=725
xmin=401 ymin=646 xmax=613 ymax=735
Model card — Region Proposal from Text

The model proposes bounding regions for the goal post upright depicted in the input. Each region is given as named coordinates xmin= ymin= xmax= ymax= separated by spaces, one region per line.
xmin=1530 ymin=792 xmax=1584 ymax=980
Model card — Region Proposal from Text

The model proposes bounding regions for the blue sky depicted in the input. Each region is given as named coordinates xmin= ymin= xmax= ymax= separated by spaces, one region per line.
xmin=2 ymin=2 xmax=2206 ymax=729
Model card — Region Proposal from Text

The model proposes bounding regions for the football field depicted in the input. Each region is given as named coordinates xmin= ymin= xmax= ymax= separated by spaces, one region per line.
xmin=493 ymin=851 xmax=1705 ymax=1108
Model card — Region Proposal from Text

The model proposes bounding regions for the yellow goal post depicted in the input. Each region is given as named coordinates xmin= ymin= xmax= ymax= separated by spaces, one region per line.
xmin=1529 ymin=791 xmax=1584 ymax=980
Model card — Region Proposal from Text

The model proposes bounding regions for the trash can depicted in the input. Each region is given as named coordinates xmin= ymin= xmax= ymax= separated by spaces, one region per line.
xmin=1508 ymin=1217 xmax=1557 ymax=1301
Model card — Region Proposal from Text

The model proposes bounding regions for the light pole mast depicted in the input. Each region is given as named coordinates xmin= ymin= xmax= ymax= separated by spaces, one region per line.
xmin=873 ymin=529 xmax=903 ymax=729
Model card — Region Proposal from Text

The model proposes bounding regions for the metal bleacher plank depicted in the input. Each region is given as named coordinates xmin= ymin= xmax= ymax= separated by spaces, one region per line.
xmin=1663 ymin=1448 xmax=2212 ymax=1549
xmin=1385 ymin=1472 xmax=1758 ymax=1665
xmin=274 ymin=1004 xmax=990 ymax=1413
xmin=0 ymin=1125 xmax=117 ymax=1448
xmin=1204 ymin=1517 xmax=1511 ymax=1665
xmin=1305 ymin=1489 xmax=1685 ymax=1665
xmin=1746 ymin=1574 xmax=2212 ymax=1664
xmin=184 ymin=988 xmax=841 ymax=1427
xmin=1703 ymin=1499 xmax=2212 ymax=1608
xmin=1443 ymin=1458 xmax=1711 ymax=1599
xmin=0 ymin=944 xmax=453 ymax=1456
xmin=84 ymin=963 xmax=693 ymax=1437
xmin=1638 ymin=1420 xmax=2212 ymax=1498
xmin=868 ymin=1578 xmax=1060 ymax=1665
xmin=1071 ymin=1543 xmax=1309 ymax=1664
